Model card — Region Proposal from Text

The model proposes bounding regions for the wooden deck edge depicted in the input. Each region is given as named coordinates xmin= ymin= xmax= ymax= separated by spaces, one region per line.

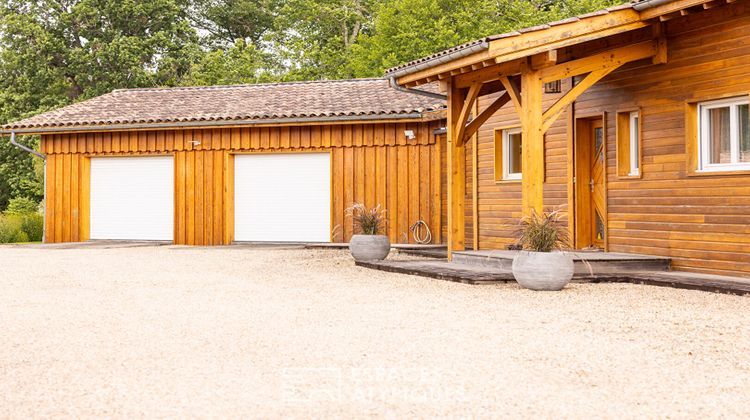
xmin=355 ymin=261 xmax=513 ymax=285
xmin=357 ymin=261 xmax=750 ymax=296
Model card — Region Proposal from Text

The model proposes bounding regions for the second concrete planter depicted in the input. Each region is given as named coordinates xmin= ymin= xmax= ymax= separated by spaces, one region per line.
xmin=511 ymin=251 xmax=574 ymax=291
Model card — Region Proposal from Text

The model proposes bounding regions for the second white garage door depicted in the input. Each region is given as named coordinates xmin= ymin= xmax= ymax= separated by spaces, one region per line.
xmin=90 ymin=156 xmax=174 ymax=241
xmin=234 ymin=153 xmax=331 ymax=242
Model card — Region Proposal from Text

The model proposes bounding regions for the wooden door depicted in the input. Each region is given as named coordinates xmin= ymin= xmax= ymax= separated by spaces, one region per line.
xmin=574 ymin=117 xmax=607 ymax=249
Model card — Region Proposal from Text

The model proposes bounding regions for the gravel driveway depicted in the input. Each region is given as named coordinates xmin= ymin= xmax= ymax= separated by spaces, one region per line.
xmin=0 ymin=245 xmax=748 ymax=418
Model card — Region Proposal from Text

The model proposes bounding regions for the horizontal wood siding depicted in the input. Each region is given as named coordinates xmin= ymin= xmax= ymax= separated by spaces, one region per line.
xmin=472 ymin=2 xmax=750 ymax=277
xmin=41 ymin=121 xmax=445 ymax=246
xmin=473 ymin=82 xmax=571 ymax=250
xmin=576 ymin=2 xmax=750 ymax=277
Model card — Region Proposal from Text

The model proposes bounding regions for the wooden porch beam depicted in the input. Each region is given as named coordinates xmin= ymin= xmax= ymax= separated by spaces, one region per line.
xmin=538 ymin=40 xmax=658 ymax=83
xmin=520 ymin=68 xmax=545 ymax=215
xmin=541 ymin=67 xmax=618 ymax=133
xmin=499 ymin=76 xmax=522 ymax=111
xmin=455 ymin=83 xmax=482 ymax=145
xmin=454 ymin=58 xmax=526 ymax=88
xmin=460 ymin=92 xmax=511 ymax=145
xmin=652 ymin=23 xmax=668 ymax=64
xmin=446 ymin=79 xmax=466 ymax=257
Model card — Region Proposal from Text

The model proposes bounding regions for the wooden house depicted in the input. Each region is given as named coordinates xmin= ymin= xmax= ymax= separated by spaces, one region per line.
xmin=386 ymin=0 xmax=750 ymax=277
xmin=4 ymin=0 xmax=749 ymax=279
xmin=2 ymin=79 xmax=447 ymax=245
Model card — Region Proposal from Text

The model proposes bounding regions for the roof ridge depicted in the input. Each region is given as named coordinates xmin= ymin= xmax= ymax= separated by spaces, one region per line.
xmin=113 ymin=77 xmax=388 ymax=94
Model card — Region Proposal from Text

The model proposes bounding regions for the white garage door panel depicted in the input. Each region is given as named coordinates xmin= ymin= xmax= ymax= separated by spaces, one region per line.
xmin=90 ymin=157 xmax=174 ymax=241
xmin=235 ymin=153 xmax=330 ymax=242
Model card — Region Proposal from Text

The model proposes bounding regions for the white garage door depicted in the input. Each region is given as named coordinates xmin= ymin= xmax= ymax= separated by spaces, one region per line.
xmin=90 ymin=156 xmax=174 ymax=241
xmin=234 ymin=153 xmax=330 ymax=242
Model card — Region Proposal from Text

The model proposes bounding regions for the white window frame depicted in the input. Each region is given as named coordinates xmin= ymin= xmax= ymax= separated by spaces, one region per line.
xmin=629 ymin=111 xmax=640 ymax=176
xmin=698 ymin=96 xmax=750 ymax=172
xmin=502 ymin=127 xmax=522 ymax=181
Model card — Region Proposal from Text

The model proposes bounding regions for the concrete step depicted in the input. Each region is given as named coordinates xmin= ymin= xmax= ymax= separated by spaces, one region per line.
xmin=452 ymin=250 xmax=671 ymax=275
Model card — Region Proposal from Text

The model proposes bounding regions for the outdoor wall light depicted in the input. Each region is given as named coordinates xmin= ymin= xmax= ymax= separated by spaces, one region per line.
xmin=404 ymin=130 xmax=416 ymax=140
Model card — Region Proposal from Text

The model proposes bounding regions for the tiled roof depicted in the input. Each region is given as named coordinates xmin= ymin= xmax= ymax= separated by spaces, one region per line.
xmin=385 ymin=2 xmax=638 ymax=78
xmin=3 ymin=78 xmax=446 ymax=132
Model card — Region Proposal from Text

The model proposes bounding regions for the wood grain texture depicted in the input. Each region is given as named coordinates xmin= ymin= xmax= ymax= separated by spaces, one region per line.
xmin=41 ymin=121 xmax=445 ymax=246
xmin=470 ymin=2 xmax=750 ymax=277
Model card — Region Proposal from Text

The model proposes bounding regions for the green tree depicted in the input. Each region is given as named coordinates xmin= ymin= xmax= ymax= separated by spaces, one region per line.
xmin=0 ymin=0 xmax=201 ymax=210
xmin=350 ymin=0 xmax=624 ymax=77
xmin=272 ymin=0 xmax=378 ymax=80
xmin=190 ymin=0 xmax=277 ymax=47
xmin=182 ymin=40 xmax=279 ymax=86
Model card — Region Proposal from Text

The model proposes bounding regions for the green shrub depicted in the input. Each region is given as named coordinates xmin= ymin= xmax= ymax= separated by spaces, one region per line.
xmin=5 ymin=197 xmax=39 ymax=216
xmin=0 ymin=213 xmax=43 ymax=243
xmin=21 ymin=213 xmax=44 ymax=242
xmin=13 ymin=230 xmax=29 ymax=243
xmin=0 ymin=215 xmax=22 ymax=243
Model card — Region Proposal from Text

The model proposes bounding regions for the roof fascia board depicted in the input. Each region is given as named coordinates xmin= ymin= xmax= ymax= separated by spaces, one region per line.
xmin=395 ymin=49 xmax=495 ymax=86
xmin=396 ymin=8 xmax=647 ymax=86
xmin=638 ymin=0 xmax=720 ymax=19
xmin=489 ymin=21 xmax=649 ymax=66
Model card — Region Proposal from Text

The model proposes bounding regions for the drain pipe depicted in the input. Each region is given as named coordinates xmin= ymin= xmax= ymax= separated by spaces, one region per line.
xmin=8 ymin=131 xmax=47 ymax=242
xmin=389 ymin=77 xmax=447 ymax=101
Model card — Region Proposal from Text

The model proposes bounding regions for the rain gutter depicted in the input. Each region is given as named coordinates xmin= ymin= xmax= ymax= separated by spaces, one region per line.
xmin=385 ymin=39 xmax=491 ymax=80
xmin=1 ymin=112 xmax=432 ymax=136
xmin=388 ymin=77 xmax=447 ymax=101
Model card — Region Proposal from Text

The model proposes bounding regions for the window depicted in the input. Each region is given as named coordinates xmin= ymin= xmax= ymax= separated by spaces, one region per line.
xmin=544 ymin=80 xmax=561 ymax=94
xmin=698 ymin=97 xmax=750 ymax=172
xmin=494 ymin=127 xmax=522 ymax=181
xmin=616 ymin=110 xmax=641 ymax=177
xmin=629 ymin=112 xmax=640 ymax=176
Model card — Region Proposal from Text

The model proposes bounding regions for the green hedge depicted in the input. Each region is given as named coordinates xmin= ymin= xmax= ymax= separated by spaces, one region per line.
xmin=0 ymin=213 xmax=43 ymax=243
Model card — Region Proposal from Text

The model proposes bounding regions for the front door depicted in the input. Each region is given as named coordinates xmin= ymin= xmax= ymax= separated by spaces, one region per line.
xmin=574 ymin=117 xmax=607 ymax=249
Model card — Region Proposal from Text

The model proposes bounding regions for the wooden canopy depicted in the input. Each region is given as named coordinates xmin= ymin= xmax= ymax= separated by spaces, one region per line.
xmin=388 ymin=0 xmax=735 ymax=256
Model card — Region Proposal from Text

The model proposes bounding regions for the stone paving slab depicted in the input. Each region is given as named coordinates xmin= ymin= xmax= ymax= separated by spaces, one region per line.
xmin=357 ymin=259 xmax=750 ymax=296
xmin=356 ymin=259 xmax=515 ymax=285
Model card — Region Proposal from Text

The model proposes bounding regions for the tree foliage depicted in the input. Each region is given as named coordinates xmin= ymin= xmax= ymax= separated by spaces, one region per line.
xmin=0 ymin=0 xmax=623 ymax=210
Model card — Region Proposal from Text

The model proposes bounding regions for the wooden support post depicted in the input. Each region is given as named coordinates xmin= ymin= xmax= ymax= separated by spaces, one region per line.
xmin=461 ymin=92 xmax=511 ymax=146
xmin=520 ymin=66 xmax=545 ymax=216
xmin=447 ymin=79 xmax=466 ymax=258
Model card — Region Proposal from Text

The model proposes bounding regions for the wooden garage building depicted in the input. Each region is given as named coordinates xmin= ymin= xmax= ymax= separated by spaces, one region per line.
xmin=3 ymin=79 xmax=447 ymax=246
xmin=387 ymin=0 xmax=750 ymax=277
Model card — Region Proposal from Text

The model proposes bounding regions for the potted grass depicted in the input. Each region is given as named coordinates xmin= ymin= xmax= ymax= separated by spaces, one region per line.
xmin=511 ymin=208 xmax=574 ymax=291
xmin=347 ymin=203 xmax=390 ymax=261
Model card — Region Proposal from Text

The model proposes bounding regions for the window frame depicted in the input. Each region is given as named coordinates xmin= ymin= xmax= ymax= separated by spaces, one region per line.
xmin=628 ymin=111 xmax=640 ymax=176
xmin=615 ymin=108 xmax=642 ymax=179
xmin=697 ymin=96 xmax=750 ymax=173
xmin=493 ymin=126 xmax=523 ymax=183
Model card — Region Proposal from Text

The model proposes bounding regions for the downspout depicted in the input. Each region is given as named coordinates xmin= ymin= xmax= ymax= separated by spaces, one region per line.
xmin=632 ymin=0 xmax=674 ymax=11
xmin=9 ymin=131 xmax=47 ymax=243
xmin=389 ymin=77 xmax=447 ymax=101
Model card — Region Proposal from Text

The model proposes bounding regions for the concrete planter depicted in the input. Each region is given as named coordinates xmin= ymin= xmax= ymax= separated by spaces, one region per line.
xmin=349 ymin=235 xmax=391 ymax=261
xmin=511 ymin=251 xmax=574 ymax=291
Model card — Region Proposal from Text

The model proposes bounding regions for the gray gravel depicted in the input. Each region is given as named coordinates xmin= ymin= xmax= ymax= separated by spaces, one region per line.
xmin=0 ymin=245 xmax=748 ymax=418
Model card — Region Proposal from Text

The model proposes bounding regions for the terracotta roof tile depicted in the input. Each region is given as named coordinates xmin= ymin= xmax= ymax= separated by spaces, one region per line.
xmin=4 ymin=78 xmax=446 ymax=132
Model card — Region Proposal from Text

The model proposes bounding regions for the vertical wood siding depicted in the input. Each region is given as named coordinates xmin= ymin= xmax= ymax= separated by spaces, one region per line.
xmin=472 ymin=2 xmax=750 ymax=277
xmin=41 ymin=121 xmax=445 ymax=246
